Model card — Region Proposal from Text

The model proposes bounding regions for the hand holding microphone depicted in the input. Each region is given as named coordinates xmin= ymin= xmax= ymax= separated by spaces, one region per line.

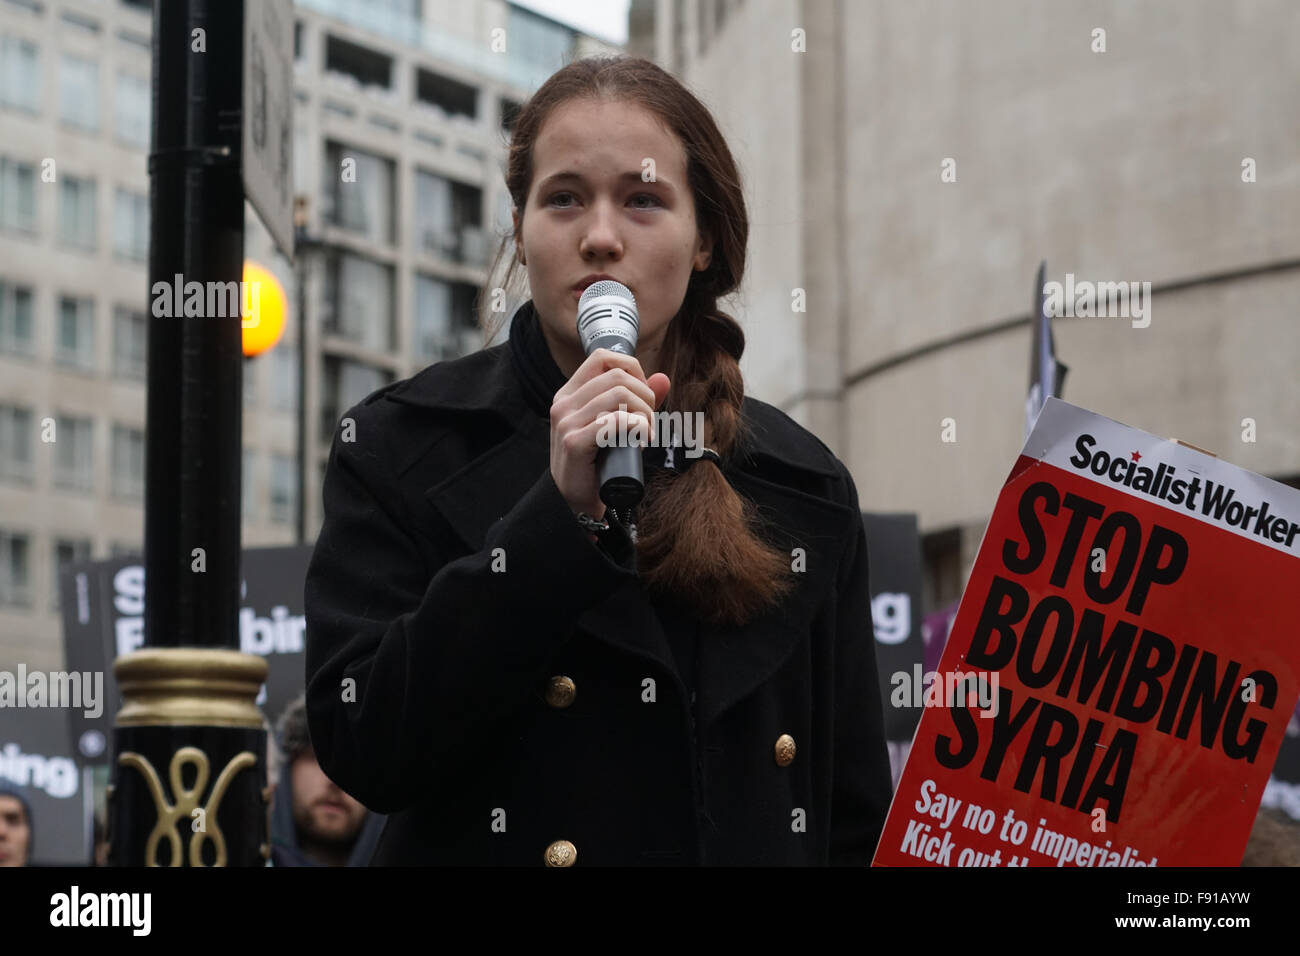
xmin=548 ymin=280 xmax=670 ymax=524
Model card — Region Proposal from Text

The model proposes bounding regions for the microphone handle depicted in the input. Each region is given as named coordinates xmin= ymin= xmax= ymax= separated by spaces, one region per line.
xmin=598 ymin=442 xmax=644 ymax=513
xmin=589 ymin=338 xmax=645 ymax=514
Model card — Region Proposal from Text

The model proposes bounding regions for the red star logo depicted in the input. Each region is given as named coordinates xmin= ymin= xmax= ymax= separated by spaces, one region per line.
xmin=1131 ymin=451 xmax=1142 ymax=462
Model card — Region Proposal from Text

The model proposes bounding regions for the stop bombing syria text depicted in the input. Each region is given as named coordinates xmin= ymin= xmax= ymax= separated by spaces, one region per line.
xmin=932 ymin=480 xmax=1277 ymax=826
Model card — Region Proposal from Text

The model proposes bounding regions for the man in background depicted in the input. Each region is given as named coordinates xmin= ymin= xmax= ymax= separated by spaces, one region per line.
xmin=0 ymin=788 xmax=33 ymax=867
xmin=270 ymin=694 xmax=384 ymax=866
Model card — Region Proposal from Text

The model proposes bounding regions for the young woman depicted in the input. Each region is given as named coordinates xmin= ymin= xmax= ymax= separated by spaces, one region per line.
xmin=304 ymin=56 xmax=892 ymax=866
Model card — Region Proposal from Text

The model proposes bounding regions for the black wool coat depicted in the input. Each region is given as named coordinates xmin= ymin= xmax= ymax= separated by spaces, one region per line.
xmin=304 ymin=321 xmax=894 ymax=866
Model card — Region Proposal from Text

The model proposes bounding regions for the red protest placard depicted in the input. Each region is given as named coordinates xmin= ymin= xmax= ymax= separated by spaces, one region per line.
xmin=873 ymin=399 xmax=1300 ymax=867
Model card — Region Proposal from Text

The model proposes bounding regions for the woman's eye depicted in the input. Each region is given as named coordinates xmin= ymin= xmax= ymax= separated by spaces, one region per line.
xmin=546 ymin=192 xmax=661 ymax=209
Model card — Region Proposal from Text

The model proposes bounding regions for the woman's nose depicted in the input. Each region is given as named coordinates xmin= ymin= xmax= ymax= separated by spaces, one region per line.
xmin=580 ymin=200 xmax=623 ymax=258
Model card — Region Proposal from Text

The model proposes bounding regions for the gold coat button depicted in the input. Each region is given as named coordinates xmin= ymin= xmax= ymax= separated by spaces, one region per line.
xmin=545 ymin=675 xmax=576 ymax=708
xmin=774 ymin=734 xmax=796 ymax=767
xmin=544 ymin=839 xmax=577 ymax=867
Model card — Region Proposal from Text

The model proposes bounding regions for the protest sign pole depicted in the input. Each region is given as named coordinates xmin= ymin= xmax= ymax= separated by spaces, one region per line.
xmin=108 ymin=0 xmax=269 ymax=867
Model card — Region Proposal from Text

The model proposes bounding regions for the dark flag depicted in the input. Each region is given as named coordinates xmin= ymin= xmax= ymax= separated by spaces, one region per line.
xmin=1025 ymin=260 xmax=1068 ymax=439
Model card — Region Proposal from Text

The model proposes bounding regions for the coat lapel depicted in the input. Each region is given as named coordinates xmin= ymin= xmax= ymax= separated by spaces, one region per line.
xmin=694 ymin=468 xmax=854 ymax=729
xmin=415 ymin=413 xmax=678 ymax=678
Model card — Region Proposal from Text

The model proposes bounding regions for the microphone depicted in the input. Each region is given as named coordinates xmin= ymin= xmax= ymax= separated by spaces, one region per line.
xmin=576 ymin=280 xmax=645 ymax=515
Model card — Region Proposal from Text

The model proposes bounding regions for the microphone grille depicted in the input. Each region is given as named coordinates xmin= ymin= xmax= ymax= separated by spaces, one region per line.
xmin=581 ymin=279 xmax=636 ymax=307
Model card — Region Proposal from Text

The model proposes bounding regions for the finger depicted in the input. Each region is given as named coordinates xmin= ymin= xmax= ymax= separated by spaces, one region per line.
xmin=579 ymin=409 xmax=653 ymax=452
xmin=566 ymin=387 xmax=656 ymax=436
xmin=558 ymin=349 xmax=649 ymax=397
xmin=646 ymin=373 xmax=671 ymax=409
xmin=557 ymin=367 xmax=656 ymax=418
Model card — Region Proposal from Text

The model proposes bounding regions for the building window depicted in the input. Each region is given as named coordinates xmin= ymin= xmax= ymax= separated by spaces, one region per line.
xmin=59 ymin=175 xmax=97 ymax=250
xmin=243 ymin=355 xmax=258 ymax=407
xmin=112 ymin=305 xmax=147 ymax=379
xmin=414 ymin=68 xmax=477 ymax=120
xmin=59 ymin=53 xmax=99 ymax=132
xmin=56 ymin=295 xmax=95 ymax=370
xmin=715 ymin=0 xmax=731 ymax=34
xmin=0 ymin=281 xmax=35 ymax=355
xmin=322 ymin=142 xmax=395 ymax=245
xmin=0 ymin=34 xmax=40 ymax=113
xmin=324 ymin=34 xmax=391 ymax=89
xmin=0 ymin=404 xmax=34 ymax=484
xmin=322 ymin=251 xmax=394 ymax=353
xmin=270 ymin=342 xmax=298 ymax=412
xmin=673 ymin=0 xmax=686 ymax=72
xmin=111 ymin=423 xmax=144 ymax=500
xmin=413 ymin=274 xmax=480 ymax=364
xmin=500 ymin=97 xmax=521 ymax=135
xmin=53 ymin=415 xmax=94 ymax=492
xmin=52 ymin=537 xmax=93 ymax=611
xmin=0 ymin=158 xmax=37 ymax=234
xmin=293 ymin=20 xmax=304 ymax=62
xmin=321 ymin=356 xmax=391 ymax=443
xmin=242 ymin=449 xmax=257 ymax=521
xmin=0 ymin=530 xmax=31 ymax=608
xmin=61 ymin=11 xmax=101 ymax=34
xmin=114 ymin=71 xmax=149 ymax=148
xmin=110 ymin=541 xmax=140 ymax=559
xmin=270 ymin=453 xmax=296 ymax=524
xmin=413 ymin=170 xmax=484 ymax=265
xmin=113 ymin=188 xmax=148 ymax=261
xmin=506 ymin=5 xmax=574 ymax=76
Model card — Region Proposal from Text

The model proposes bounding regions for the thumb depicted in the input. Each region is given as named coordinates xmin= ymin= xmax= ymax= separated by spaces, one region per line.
xmin=647 ymin=373 xmax=671 ymax=409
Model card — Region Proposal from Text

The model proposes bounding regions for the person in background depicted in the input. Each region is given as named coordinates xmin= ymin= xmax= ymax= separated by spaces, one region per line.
xmin=269 ymin=694 xmax=384 ymax=866
xmin=90 ymin=814 xmax=109 ymax=867
xmin=1240 ymin=805 xmax=1300 ymax=866
xmin=0 ymin=787 xmax=33 ymax=867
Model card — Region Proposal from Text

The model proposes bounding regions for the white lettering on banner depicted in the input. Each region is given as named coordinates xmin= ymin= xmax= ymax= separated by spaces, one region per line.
xmin=0 ymin=743 xmax=79 ymax=798
xmin=871 ymin=592 xmax=911 ymax=644
xmin=239 ymin=606 xmax=305 ymax=655
xmin=116 ymin=616 xmax=145 ymax=657
xmin=109 ymin=566 xmax=305 ymax=658
xmin=1028 ymin=400 xmax=1300 ymax=558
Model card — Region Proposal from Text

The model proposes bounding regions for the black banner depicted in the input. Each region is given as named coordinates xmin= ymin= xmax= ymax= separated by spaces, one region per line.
xmin=862 ymin=513 xmax=925 ymax=743
xmin=59 ymin=546 xmax=313 ymax=766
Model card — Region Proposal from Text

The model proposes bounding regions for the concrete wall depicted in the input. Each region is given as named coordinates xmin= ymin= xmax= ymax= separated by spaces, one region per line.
xmin=656 ymin=0 xmax=1300 ymax=540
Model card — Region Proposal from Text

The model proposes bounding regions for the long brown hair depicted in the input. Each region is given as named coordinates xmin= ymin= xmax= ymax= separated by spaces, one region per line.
xmin=481 ymin=55 xmax=792 ymax=627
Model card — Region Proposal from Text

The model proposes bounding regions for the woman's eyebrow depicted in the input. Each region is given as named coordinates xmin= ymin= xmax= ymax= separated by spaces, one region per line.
xmin=537 ymin=170 xmax=676 ymax=192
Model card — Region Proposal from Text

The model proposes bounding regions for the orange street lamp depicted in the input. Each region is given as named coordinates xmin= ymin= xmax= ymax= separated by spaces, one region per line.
xmin=241 ymin=260 xmax=288 ymax=357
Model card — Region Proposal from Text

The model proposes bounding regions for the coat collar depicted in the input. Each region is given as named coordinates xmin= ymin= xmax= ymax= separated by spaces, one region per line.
xmin=383 ymin=305 xmax=854 ymax=729
xmin=383 ymin=300 xmax=842 ymax=482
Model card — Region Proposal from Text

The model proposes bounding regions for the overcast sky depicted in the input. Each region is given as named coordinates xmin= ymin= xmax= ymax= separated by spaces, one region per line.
xmin=511 ymin=0 xmax=631 ymax=46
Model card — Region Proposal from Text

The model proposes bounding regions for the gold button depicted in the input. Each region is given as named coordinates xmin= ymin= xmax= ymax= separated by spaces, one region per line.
xmin=545 ymin=675 xmax=576 ymax=708
xmin=544 ymin=839 xmax=577 ymax=867
xmin=774 ymin=734 xmax=796 ymax=767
